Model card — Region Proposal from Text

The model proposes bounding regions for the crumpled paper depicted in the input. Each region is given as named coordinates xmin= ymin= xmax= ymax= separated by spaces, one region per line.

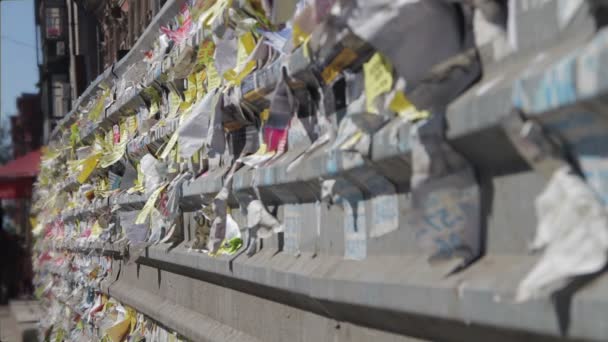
xmin=206 ymin=187 xmax=230 ymax=253
xmin=240 ymin=196 xmax=284 ymax=257
xmin=177 ymin=91 xmax=221 ymax=158
xmin=517 ymin=166 xmax=608 ymax=301
xmin=140 ymin=154 xmax=167 ymax=197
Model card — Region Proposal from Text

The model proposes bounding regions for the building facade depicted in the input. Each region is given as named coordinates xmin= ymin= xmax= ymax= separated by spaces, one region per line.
xmin=35 ymin=0 xmax=165 ymax=142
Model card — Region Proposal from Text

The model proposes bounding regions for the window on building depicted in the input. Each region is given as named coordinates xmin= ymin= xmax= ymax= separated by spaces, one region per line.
xmin=46 ymin=8 xmax=62 ymax=38
xmin=52 ymin=81 xmax=70 ymax=118
xmin=56 ymin=41 xmax=65 ymax=56
xmin=47 ymin=42 xmax=56 ymax=58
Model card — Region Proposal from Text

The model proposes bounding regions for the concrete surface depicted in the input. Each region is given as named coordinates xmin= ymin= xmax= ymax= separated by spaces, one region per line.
xmin=0 ymin=306 xmax=20 ymax=342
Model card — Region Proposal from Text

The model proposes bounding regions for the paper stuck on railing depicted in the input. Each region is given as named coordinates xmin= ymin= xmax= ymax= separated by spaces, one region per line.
xmin=287 ymin=94 xmax=337 ymax=172
xmin=216 ymin=214 xmax=242 ymax=256
xmin=265 ymin=71 xmax=296 ymax=153
xmin=177 ymin=91 xmax=220 ymax=158
xmin=206 ymin=64 xmax=222 ymax=90
xmin=241 ymin=197 xmax=283 ymax=256
xmin=190 ymin=206 xmax=212 ymax=251
xmin=196 ymin=39 xmax=215 ymax=69
xmin=321 ymin=48 xmax=358 ymax=85
xmin=136 ymin=183 xmax=167 ymax=225
xmin=410 ymin=114 xmax=481 ymax=268
xmin=77 ymin=153 xmax=101 ymax=184
xmin=239 ymin=143 xmax=274 ymax=168
xmin=99 ymin=129 xmax=128 ymax=169
xmin=363 ymin=53 xmax=393 ymax=114
xmin=224 ymin=31 xmax=257 ymax=84
xmin=213 ymin=28 xmax=238 ymax=76
xmin=332 ymin=113 xmax=387 ymax=155
xmin=389 ymin=90 xmax=430 ymax=121
xmin=248 ymin=199 xmax=284 ymax=239
xmin=517 ymin=166 xmax=608 ymax=301
xmin=147 ymin=208 xmax=169 ymax=244
xmin=87 ymin=90 xmax=110 ymax=122
xmin=105 ymin=317 xmax=130 ymax=342
xmin=347 ymin=0 xmax=465 ymax=84
xmin=207 ymin=187 xmax=229 ymax=253
xmin=225 ymin=211 xmax=240 ymax=236
xmin=119 ymin=211 xmax=148 ymax=246
xmin=205 ymin=104 xmax=225 ymax=161
xmin=140 ymin=154 xmax=167 ymax=197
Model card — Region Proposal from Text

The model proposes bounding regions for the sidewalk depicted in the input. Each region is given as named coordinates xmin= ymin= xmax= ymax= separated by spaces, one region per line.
xmin=0 ymin=306 xmax=20 ymax=342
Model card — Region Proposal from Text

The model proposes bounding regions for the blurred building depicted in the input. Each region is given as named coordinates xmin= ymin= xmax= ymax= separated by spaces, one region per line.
xmin=11 ymin=93 xmax=43 ymax=159
xmin=35 ymin=0 xmax=166 ymax=142
xmin=4 ymin=93 xmax=44 ymax=301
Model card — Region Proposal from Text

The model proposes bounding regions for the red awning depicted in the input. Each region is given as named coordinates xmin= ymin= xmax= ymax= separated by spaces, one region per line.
xmin=0 ymin=150 xmax=41 ymax=199
xmin=0 ymin=150 xmax=41 ymax=179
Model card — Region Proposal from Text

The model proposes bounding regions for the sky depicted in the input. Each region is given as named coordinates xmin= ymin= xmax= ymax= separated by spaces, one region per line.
xmin=1 ymin=0 xmax=39 ymax=121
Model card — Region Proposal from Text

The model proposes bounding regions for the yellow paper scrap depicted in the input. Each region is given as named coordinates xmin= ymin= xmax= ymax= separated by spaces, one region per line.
xmin=388 ymin=91 xmax=430 ymax=121
xmin=191 ymin=0 xmax=216 ymax=20
xmin=55 ymin=328 xmax=65 ymax=342
xmin=126 ymin=116 xmax=138 ymax=136
xmin=179 ymin=101 xmax=192 ymax=114
xmin=363 ymin=53 xmax=393 ymax=114
xmin=255 ymin=142 xmax=269 ymax=156
xmin=197 ymin=40 xmax=215 ymax=66
xmin=127 ymin=307 xmax=137 ymax=335
xmin=29 ymin=216 xmax=37 ymax=229
xmin=119 ymin=120 xmax=128 ymax=140
xmin=260 ymin=108 xmax=269 ymax=122
xmin=128 ymin=164 xmax=145 ymax=194
xmin=105 ymin=129 xmax=113 ymax=146
xmin=192 ymin=149 xmax=200 ymax=164
xmin=224 ymin=32 xmax=257 ymax=85
xmin=88 ymin=91 xmax=109 ymax=122
xmin=106 ymin=318 xmax=130 ymax=342
xmin=102 ymin=295 xmax=109 ymax=310
xmin=184 ymin=74 xmax=197 ymax=104
xmin=168 ymin=91 xmax=182 ymax=118
xmin=207 ymin=64 xmax=221 ymax=90
xmin=100 ymin=130 xmax=128 ymax=168
xmin=149 ymin=101 xmax=160 ymax=118
xmin=94 ymin=177 xmax=110 ymax=198
xmin=32 ymin=223 xmax=43 ymax=237
xmin=321 ymin=48 xmax=358 ymax=84
xmin=70 ymin=123 xmax=80 ymax=147
xmin=135 ymin=184 xmax=167 ymax=225
xmin=196 ymin=70 xmax=207 ymax=99
xmin=224 ymin=61 xmax=256 ymax=85
xmin=159 ymin=130 xmax=179 ymax=160
xmin=302 ymin=36 xmax=311 ymax=59
xmin=292 ymin=23 xmax=310 ymax=49
xmin=202 ymin=0 xmax=229 ymax=26
xmin=91 ymin=220 xmax=102 ymax=238
xmin=340 ymin=131 xmax=363 ymax=150
xmin=77 ymin=153 xmax=101 ymax=184
xmin=236 ymin=32 xmax=256 ymax=68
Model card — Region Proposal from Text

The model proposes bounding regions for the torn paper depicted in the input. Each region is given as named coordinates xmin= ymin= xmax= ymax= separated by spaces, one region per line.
xmin=177 ymin=91 xmax=221 ymax=158
xmin=517 ymin=166 xmax=608 ymax=301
